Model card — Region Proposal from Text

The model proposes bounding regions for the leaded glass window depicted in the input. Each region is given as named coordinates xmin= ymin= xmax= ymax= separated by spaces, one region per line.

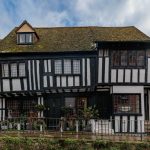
xmin=55 ymin=60 xmax=62 ymax=74
xmin=73 ymin=60 xmax=80 ymax=74
xmin=64 ymin=59 xmax=71 ymax=74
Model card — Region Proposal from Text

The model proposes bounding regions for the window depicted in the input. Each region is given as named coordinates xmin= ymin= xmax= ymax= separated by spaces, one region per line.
xmin=19 ymin=63 xmax=26 ymax=77
xmin=54 ymin=59 xmax=81 ymax=74
xmin=113 ymin=94 xmax=140 ymax=114
xmin=121 ymin=51 xmax=127 ymax=66
xmin=73 ymin=60 xmax=80 ymax=74
xmin=65 ymin=97 xmax=76 ymax=116
xmin=7 ymin=99 xmax=37 ymax=118
xmin=129 ymin=51 xmax=136 ymax=66
xmin=111 ymin=51 xmax=120 ymax=66
xmin=11 ymin=63 xmax=17 ymax=77
xmin=1 ymin=63 xmax=26 ymax=78
xmin=2 ymin=64 xmax=9 ymax=77
xmin=55 ymin=60 xmax=62 ymax=74
xmin=64 ymin=59 xmax=71 ymax=74
xmin=111 ymin=50 xmax=145 ymax=67
xmin=18 ymin=33 xmax=32 ymax=44
xmin=137 ymin=51 xmax=145 ymax=66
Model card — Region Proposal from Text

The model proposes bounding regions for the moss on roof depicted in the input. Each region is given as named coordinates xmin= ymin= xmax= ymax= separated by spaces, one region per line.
xmin=0 ymin=26 xmax=150 ymax=53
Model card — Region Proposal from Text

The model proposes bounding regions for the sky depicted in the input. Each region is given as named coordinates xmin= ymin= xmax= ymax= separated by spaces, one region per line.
xmin=0 ymin=0 xmax=150 ymax=38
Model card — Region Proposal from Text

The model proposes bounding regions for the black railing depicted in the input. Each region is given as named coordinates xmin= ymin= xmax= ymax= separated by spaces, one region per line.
xmin=0 ymin=117 xmax=149 ymax=141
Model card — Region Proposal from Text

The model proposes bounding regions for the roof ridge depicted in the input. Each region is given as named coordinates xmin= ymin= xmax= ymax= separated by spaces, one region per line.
xmin=32 ymin=26 xmax=136 ymax=29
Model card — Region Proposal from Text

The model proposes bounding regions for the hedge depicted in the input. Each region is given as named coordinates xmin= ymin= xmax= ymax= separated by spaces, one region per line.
xmin=0 ymin=136 xmax=149 ymax=150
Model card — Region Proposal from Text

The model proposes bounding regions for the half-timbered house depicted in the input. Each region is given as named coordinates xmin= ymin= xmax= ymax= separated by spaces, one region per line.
xmin=0 ymin=20 xmax=150 ymax=133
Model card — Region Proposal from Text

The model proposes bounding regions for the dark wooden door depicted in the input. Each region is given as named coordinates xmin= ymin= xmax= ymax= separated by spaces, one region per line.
xmin=96 ymin=92 xmax=112 ymax=119
xmin=45 ymin=97 xmax=62 ymax=118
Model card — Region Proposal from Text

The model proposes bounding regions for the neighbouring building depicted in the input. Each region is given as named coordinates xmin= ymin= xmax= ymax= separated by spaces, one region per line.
xmin=0 ymin=20 xmax=150 ymax=133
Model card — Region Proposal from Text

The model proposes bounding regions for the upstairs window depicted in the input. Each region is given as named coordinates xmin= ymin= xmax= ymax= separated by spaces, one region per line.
xmin=1 ymin=63 xmax=26 ymax=78
xmin=64 ymin=59 xmax=71 ymax=74
xmin=2 ymin=64 xmax=9 ymax=77
xmin=73 ymin=60 xmax=80 ymax=74
xmin=54 ymin=59 xmax=81 ymax=75
xmin=11 ymin=63 xmax=17 ymax=77
xmin=121 ymin=51 xmax=127 ymax=66
xmin=111 ymin=51 xmax=120 ymax=66
xmin=129 ymin=51 xmax=136 ymax=66
xmin=17 ymin=33 xmax=33 ymax=44
xmin=137 ymin=51 xmax=145 ymax=66
xmin=55 ymin=60 xmax=62 ymax=74
xmin=111 ymin=50 xmax=145 ymax=67
xmin=19 ymin=63 xmax=26 ymax=77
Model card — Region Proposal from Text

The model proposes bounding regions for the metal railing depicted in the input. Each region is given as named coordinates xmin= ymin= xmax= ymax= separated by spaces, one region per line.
xmin=0 ymin=117 xmax=149 ymax=141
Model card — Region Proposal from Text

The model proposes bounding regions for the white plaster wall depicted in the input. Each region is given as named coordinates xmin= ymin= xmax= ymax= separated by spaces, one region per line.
xmin=3 ymin=79 xmax=10 ymax=91
xmin=125 ymin=69 xmax=131 ymax=83
xmin=104 ymin=58 xmax=109 ymax=83
xmin=98 ymin=58 xmax=103 ymax=83
xmin=111 ymin=69 xmax=116 ymax=83
xmin=87 ymin=58 xmax=91 ymax=86
xmin=12 ymin=79 xmax=21 ymax=91
xmin=118 ymin=69 xmax=123 ymax=83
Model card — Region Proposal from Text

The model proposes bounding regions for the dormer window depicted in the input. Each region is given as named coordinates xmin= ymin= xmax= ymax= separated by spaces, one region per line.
xmin=16 ymin=20 xmax=39 ymax=45
xmin=17 ymin=33 xmax=33 ymax=44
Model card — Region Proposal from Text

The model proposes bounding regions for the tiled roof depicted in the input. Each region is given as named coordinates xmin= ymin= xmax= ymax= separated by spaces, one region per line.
xmin=0 ymin=26 xmax=150 ymax=53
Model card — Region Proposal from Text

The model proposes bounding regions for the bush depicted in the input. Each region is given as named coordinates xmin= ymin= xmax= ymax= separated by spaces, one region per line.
xmin=0 ymin=137 xmax=149 ymax=150
xmin=93 ymin=139 xmax=113 ymax=149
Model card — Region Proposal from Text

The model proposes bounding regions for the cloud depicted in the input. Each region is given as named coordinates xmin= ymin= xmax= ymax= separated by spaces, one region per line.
xmin=0 ymin=0 xmax=150 ymax=38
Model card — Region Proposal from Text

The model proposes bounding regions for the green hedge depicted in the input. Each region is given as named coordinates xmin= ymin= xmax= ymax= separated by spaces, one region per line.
xmin=0 ymin=137 xmax=149 ymax=150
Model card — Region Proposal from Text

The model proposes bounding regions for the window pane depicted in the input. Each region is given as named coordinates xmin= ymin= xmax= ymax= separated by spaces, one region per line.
xmin=113 ymin=94 xmax=140 ymax=114
xmin=65 ymin=97 xmax=75 ymax=108
xmin=19 ymin=63 xmax=26 ymax=77
xmin=129 ymin=51 xmax=136 ymax=66
xmin=19 ymin=34 xmax=25 ymax=43
xmin=73 ymin=60 xmax=80 ymax=74
xmin=11 ymin=63 xmax=17 ymax=77
xmin=121 ymin=51 xmax=127 ymax=66
xmin=137 ymin=51 xmax=144 ymax=66
xmin=2 ymin=64 xmax=9 ymax=77
xmin=111 ymin=51 xmax=120 ymax=66
xmin=64 ymin=59 xmax=71 ymax=74
xmin=55 ymin=60 xmax=62 ymax=74
xmin=26 ymin=34 xmax=32 ymax=43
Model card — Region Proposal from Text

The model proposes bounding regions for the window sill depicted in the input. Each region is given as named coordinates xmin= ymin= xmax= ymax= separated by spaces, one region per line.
xmin=113 ymin=113 xmax=142 ymax=116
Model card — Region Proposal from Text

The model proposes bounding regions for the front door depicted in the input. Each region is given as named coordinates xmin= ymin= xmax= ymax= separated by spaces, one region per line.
xmin=96 ymin=92 xmax=112 ymax=119
xmin=45 ymin=97 xmax=62 ymax=118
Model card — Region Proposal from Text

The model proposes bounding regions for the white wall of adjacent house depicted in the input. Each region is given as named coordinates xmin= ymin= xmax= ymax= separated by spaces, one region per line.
xmin=112 ymin=86 xmax=144 ymax=133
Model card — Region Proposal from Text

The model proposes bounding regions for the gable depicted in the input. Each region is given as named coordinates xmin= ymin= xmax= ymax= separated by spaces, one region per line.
xmin=17 ymin=23 xmax=35 ymax=33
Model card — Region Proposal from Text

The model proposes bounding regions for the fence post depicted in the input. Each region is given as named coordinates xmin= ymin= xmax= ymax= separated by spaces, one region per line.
xmin=60 ymin=118 xmax=63 ymax=133
xmin=17 ymin=123 xmax=21 ymax=131
xmin=140 ymin=120 xmax=143 ymax=141
xmin=76 ymin=120 xmax=79 ymax=133
xmin=40 ymin=125 xmax=43 ymax=132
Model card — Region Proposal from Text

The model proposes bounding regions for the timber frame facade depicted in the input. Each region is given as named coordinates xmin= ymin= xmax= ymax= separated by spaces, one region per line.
xmin=0 ymin=20 xmax=150 ymax=133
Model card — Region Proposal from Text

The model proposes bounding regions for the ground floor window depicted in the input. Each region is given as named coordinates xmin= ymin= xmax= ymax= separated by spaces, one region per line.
xmin=113 ymin=94 xmax=140 ymax=114
xmin=6 ymin=98 xmax=37 ymax=118
xmin=63 ymin=97 xmax=87 ymax=118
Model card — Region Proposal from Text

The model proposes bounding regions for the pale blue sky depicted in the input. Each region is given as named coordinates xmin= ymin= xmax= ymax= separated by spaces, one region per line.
xmin=0 ymin=0 xmax=150 ymax=38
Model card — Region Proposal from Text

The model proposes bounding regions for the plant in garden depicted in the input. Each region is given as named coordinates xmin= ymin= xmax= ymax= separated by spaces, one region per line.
xmin=35 ymin=104 xmax=45 ymax=112
xmin=80 ymin=105 xmax=99 ymax=120
xmin=33 ymin=119 xmax=46 ymax=130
